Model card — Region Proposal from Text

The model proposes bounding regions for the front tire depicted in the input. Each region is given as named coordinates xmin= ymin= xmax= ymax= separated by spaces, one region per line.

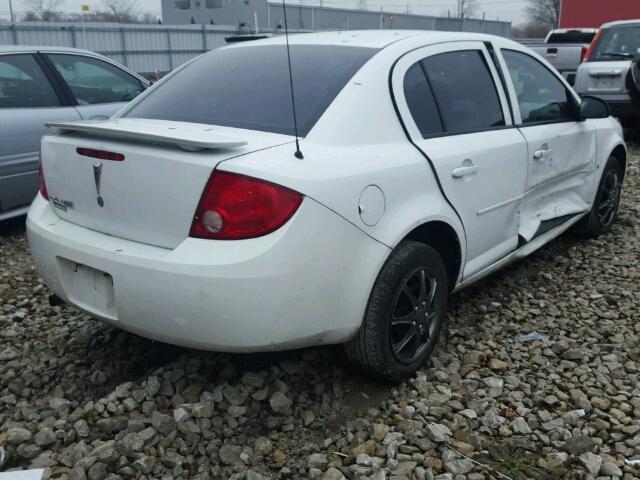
xmin=574 ymin=156 xmax=623 ymax=237
xmin=345 ymin=241 xmax=448 ymax=381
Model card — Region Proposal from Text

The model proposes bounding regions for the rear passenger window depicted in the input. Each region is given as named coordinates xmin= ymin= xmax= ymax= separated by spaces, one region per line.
xmin=502 ymin=50 xmax=576 ymax=124
xmin=422 ymin=50 xmax=505 ymax=134
xmin=403 ymin=63 xmax=444 ymax=136
xmin=0 ymin=54 xmax=60 ymax=109
xmin=47 ymin=54 xmax=144 ymax=105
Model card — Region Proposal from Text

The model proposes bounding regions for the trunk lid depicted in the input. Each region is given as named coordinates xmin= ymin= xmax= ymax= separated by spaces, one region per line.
xmin=41 ymin=119 xmax=291 ymax=249
xmin=575 ymin=60 xmax=630 ymax=94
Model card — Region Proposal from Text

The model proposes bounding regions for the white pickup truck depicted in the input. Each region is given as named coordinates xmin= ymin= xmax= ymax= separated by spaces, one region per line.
xmin=527 ymin=28 xmax=597 ymax=85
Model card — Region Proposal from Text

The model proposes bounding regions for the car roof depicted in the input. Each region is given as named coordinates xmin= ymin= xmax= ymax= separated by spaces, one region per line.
xmin=227 ymin=29 xmax=506 ymax=50
xmin=0 ymin=45 xmax=102 ymax=55
xmin=601 ymin=19 xmax=640 ymax=29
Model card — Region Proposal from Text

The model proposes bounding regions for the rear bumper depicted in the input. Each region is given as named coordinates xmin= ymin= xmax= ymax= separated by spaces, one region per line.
xmin=27 ymin=195 xmax=389 ymax=352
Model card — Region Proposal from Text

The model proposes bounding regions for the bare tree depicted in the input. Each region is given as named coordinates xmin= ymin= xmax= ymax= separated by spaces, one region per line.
xmin=139 ymin=12 xmax=158 ymax=23
xmin=459 ymin=0 xmax=478 ymax=18
xmin=512 ymin=21 xmax=551 ymax=38
xmin=24 ymin=0 xmax=64 ymax=21
xmin=525 ymin=0 xmax=561 ymax=30
xmin=22 ymin=11 xmax=41 ymax=20
xmin=102 ymin=0 xmax=137 ymax=23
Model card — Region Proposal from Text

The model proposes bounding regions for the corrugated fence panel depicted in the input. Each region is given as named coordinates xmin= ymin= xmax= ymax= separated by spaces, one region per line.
xmin=81 ymin=27 xmax=123 ymax=52
xmin=204 ymin=31 xmax=228 ymax=49
xmin=461 ymin=19 xmax=486 ymax=33
xmin=264 ymin=4 xmax=510 ymax=36
xmin=124 ymin=52 xmax=172 ymax=73
xmin=16 ymin=24 xmax=74 ymax=46
xmin=125 ymin=27 xmax=168 ymax=52
xmin=0 ymin=22 xmax=218 ymax=75
xmin=393 ymin=14 xmax=437 ymax=30
xmin=0 ymin=28 xmax=14 ymax=44
xmin=1 ymin=17 xmax=511 ymax=76
xmin=314 ymin=9 xmax=380 ymax=30
xmin=434 ymin=18 xmax=463 ymax=32
xmin=169 ymin=27 xmax=204 ymax=50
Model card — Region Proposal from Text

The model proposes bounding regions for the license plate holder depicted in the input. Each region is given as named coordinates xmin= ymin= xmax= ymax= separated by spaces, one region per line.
xmin=57 ymin=258 xmax=117 ymax=320
xmin=594 ymin=77 xmax=616 ymax=90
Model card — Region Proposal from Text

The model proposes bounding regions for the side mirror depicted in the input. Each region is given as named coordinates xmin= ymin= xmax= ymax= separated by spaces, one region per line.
xmin=579 ymin=95 xmax=610 ymax=119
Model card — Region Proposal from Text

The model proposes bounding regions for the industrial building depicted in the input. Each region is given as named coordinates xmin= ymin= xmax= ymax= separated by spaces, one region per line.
xmin=160 ymin=0 xmax=511 ymax=37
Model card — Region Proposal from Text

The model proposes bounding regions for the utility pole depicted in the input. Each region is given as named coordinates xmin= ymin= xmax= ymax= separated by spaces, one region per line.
xmin=8 ymin=0 xmax=15 ymax=22
xmin=558 ymin=0 xmax=564 ymax=27
xmin=299 ymin=0 xmax=303 ymax=29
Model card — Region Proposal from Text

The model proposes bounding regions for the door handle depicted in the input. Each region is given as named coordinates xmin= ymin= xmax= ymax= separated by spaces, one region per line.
xmin=452 ymin=161 xmax=478 ymax=178
xmin=533 ymin=144 xmax=551 ymax=160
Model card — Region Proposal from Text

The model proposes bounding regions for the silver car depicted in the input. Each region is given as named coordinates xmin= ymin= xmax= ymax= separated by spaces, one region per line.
xmin=0 ymin=46 xmax=149 ymax=221
xmin=575 ymin=20 xmax=640 ymax=127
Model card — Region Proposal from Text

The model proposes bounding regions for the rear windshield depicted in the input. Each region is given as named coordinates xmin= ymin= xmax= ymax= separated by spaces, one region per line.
xmin=124 ymin=44 xmax=377 ymax=136
xmin=590 ymin=27 xmax=640 ymax=61
xmin=547 ymin=31 xmax=595 ymax=44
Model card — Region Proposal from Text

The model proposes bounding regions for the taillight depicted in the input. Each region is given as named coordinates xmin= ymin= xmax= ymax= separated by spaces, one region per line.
xmin=38 ymin=161 xmax=48 ymax=200
xmin=190 ymin=171 xmax=303 ymax=240
xmin=76 ymin=147 xmax=125 ymax=161
xmin=583 ymin=29 xmax=601 ymax=62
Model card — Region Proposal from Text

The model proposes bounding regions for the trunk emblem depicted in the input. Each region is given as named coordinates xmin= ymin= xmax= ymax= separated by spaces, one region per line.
xmin=93 ymin=163 xmax=104 ymax=207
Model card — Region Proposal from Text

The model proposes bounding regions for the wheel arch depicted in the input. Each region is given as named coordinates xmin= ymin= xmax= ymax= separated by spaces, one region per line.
xmin=401 ymin=220 xmax=463 ymax=291
xmin=610 ymin=143 xmax=627 ymax=179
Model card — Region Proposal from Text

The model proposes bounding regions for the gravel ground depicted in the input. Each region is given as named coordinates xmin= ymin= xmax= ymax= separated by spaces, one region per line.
xmin=1 ymin=147 xmax=639 ymax=480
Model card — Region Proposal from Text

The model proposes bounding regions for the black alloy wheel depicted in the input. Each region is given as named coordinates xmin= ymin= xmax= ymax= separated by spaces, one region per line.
xmin=573 ymin=155 xmax=623 ymax=237
xmin=345 ymin=241 xmax=449 ymax=381
xmin=596 ymin=167 xmax=621 ymax=229
xmin=390 ymin=267 xmax=440 ymax=364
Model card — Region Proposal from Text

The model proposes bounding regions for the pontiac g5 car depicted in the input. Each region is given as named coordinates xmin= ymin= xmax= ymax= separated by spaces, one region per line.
xmin=27 ymin=31 xmax=625 ymax=380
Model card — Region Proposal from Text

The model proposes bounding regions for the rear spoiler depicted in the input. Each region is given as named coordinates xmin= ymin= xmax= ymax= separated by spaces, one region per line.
xmin=225 ymin=34 xmax=270 ymax=43
xmin=46 ymin=119 xmax=248 ymax=151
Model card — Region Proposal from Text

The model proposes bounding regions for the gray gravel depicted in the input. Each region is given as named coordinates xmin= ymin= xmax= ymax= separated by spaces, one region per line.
xmin=1 ymin=147 xmax=639 ymax=480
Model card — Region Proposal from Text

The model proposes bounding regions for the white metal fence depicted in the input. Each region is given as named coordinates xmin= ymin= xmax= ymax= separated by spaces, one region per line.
xmin=1 ymin=21 xmax=512 ymax=76
xmin=0 ymin=22 xmax=249 ymax=75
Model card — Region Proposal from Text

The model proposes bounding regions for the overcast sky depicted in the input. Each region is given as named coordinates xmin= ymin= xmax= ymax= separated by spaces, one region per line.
xmin=3 ymin=0 xmax=529 ymax=24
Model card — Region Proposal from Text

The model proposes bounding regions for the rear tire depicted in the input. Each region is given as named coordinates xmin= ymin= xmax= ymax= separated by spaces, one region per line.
xmin=574 ymin=156 xmax=623 ymax=237
xmin=345 ymin=241 xmax=448 ymax=381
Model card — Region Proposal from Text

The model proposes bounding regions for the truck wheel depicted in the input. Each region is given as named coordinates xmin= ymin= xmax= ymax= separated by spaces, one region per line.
xmin=574 ymin=156 xmax=623 ymax=237
xmin=345 ymin=241 xmax=448 ymax=381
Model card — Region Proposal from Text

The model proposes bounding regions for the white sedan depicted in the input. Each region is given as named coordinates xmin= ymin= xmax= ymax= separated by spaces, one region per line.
xmin=28 ymin=30 xmax=626 ymax=380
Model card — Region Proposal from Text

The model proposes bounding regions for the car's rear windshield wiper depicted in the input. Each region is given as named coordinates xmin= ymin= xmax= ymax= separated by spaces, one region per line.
xmin=599 ymin=51 xmax=635 ymax=59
